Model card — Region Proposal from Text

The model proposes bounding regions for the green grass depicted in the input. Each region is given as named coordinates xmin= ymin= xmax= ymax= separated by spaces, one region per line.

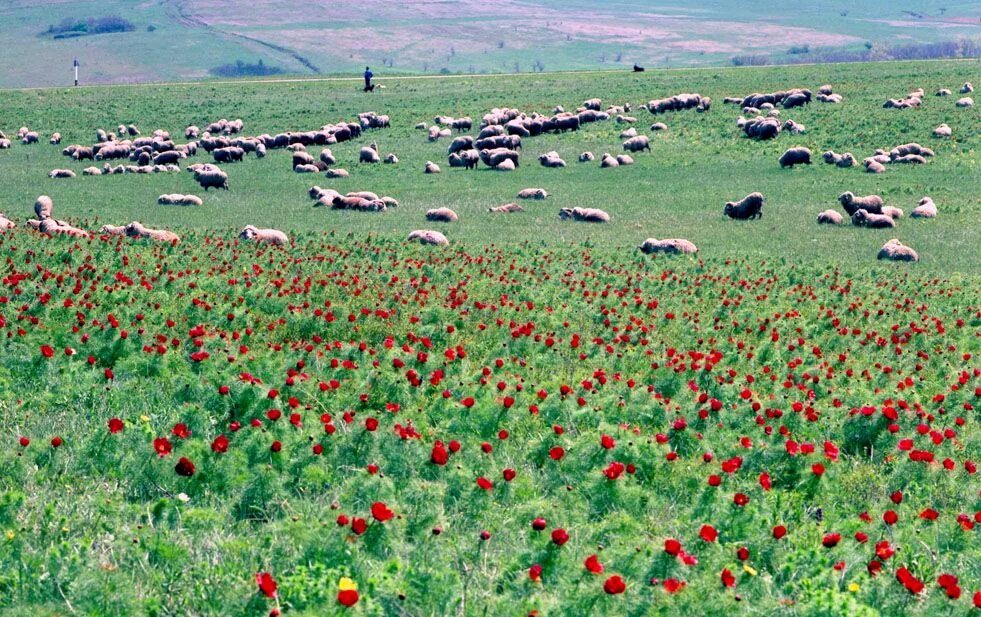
xmin=0 ymin=59 xmax=978 ymax=273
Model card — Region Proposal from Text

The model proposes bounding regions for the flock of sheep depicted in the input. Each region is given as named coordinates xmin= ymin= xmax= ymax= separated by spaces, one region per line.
xmin=0 ymin=77 xmax=973 ymax=263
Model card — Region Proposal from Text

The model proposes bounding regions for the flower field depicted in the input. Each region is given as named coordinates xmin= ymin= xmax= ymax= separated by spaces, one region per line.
xmin=0 ymin=231 xmax=977 ymax=615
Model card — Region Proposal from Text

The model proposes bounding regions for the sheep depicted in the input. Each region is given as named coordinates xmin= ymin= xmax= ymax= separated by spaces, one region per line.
xmin=539 ymin=153 xmax=566 ymax=168
xmin=359 ymin=147 xmax=381 ymax=163
xmin=889 ymin=143 xmax=933 ymax=158
xmin=619 ymin=127 xmax=638 ymax=139
xmin=638 ymin=238 xmax=698 ymax=255
xmin=723 ymin=192 xmax=764 ymax=220
xmin=816 ymin=93 xmax=843 ymax=103
xmin=424 ymin=161 xmax=441 ymax=174
xmin=154 ymin=151 xmax=185 ymax=166
xmin=622 ymin=135 xmax=651 ymax=153
xmin=877 ymin=239 xmax=918 ymax=262
xmin=616 ymin=154 xmax=634 ymax=166
xmin=782 ymin=119 xmax=805 ymax=134
xmin=818 ymin=85 xmax=834 ymax=95
xmin=600 ymin=153 xmax=620 ymax=168
xmin=558 ymin=207 xmax=610 ymax=223
xmin=479 ymin=148 xmax=519 ymax=168
xmin=158 ymin=194 xmax=203 ymax=206
xmin=741 ymin=116 xmax=781 ymax=140
xmin=213 ymin=147 xmax=245 ymax=163
xmin=838 ymin=192 xmax=884 ymax=215
xmin=428 ymin=126 xmax=441 ymax=141
xmin=22 ymin=131 xmax=40 ymax=144
xmin=864 ymin=160 xmax=886 ymax=174
xmin=911 ymin=197 xmax=938 ymax=218
xmin=72 ymin=147 xmax=94 ymax=161
xmin=475 ymin=135 xmax=521 ymax=151
xmin=932 ymin=124 xmax=952 ymax=137
xmin=326 ymin=168 xmax=350 ymax=178
xmin=517 ymin=188 xmax=548 ymax=200
xmin=578 ymin=152 xmax=595 ymax=163
xmin=38 ymin=218 xmax=89 ymax=238
xmin=448 ymin=136 xmax=475 ymax=155
xmin=961 ymin=82 xmax=974 ymax=93
xmin=616 ymin=115 xmax=637 ymax=124
xmin=816 ymin=209 xmax=844 ymax=225
xmin=426 ymin=208 xmax=458 ymax=223
xmin=82 ymin=166 xmax=102 ymax=176
xmin=851 ymin=209 xmax=895 ymax=229
xmin=0 ymin=214 xmax=15 ymax=230
xmin=892 ymin=154 xmax=926 ymax=165
xmin=478 ymin=125 xmax=505 ymax=139
xmin=0 ymin=139 xmax=10 ymax=149
xmin=645 ymin=93 xmax=710 ymax=114
xmin=185 ymin=126 xmax=200 ymax=139
xmin=415 ymin=122 xmax=427 ymax=130
xmin=488 ymin=203 xmax=524 ymax=214
xmin=384 ymin=153 xmax=399 ymax=164
xmin=935 ymin=88 xmax=951 ymax=97
xmin=48 ymin=169 xmax=76 ymax=178
xmin=286 ymin=143 xmax=307 ymax=152
xmin=649 ymin=122 xmax=668 ymax=132
xmin=49 ymin=133 xmax=62 ymax=145
xmin=193 ymin=167 xmax=229 ymax=190
xmin=240 ymin=225 xmax=289 ymax=246
xmin=955 ymin=97 xmax=973 ymax=108
xmin=330 ymin=196 xmax=385 ymax=211
xmin=881 ymin=206 xmax=904 ymax=219
xmin=347 ymin=191 xmax=380 ymax=201
xmin=407 ymin=230 xmax=449 ymax=246
xmin=448 ymin=150 xmax=479 ymax=169
xmin=294 ymin=164 xmax=320 ymax=174
xmin=125 ymin=221 xmax=180 ymax=243
xmin=310 ymin=186 xmax=342 ymax=203
xmin=779 ymin=147 xmax=811 ymax=168
xmin=583 ymin=98 xmax=602 ymax=111
xmin=837 ymin=153 xmax=857 ymax=168
xmin=99 ymin=224 xmax=127 ymax=236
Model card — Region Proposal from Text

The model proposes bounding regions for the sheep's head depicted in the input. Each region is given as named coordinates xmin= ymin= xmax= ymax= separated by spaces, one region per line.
xmin=239 ymin=225 xmax=258 ymax=240
xmin=852 ymin=209 xmax=869 ymax=223
xmin=724 ymin=203 xmax=734 ymax=215
xmin=558 ymin=208 xmax=574 ymax=220
xmin=838 ymin=192 xmax=854 ymax=205
xmin=125 ymin=222 xmax=145 ymax=237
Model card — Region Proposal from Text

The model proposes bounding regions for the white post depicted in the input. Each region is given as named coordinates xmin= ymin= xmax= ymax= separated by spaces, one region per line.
xmin=73 ymin=59 xmax=79 ymax=86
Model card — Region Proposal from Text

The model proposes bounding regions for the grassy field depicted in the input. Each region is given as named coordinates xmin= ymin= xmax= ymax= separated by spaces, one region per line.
xmin=0 ymin=61 xmax=978 ymax=616
xmin=0 ymin=1 xmax=979 ymax=87
xmin=0 ymin=59 xmax=979 ymax=272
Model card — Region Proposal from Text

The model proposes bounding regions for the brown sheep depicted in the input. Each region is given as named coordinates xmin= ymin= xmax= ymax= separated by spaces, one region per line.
xmin=881 ymin=206 xmax=904 ymax=219
xmin=851 ymin=209 xmax=895 ymax=229
xmin=213 ymin=147 xmax=245 ymax=163
xmin=616 ymin=154 xmax=634 ymax=166
xmin=559 ymin=207 xmax=610 ymax=223
xmin=650 ymin=122 xmax=668 ymax=131
xmin=638 ymin=238 xmax=698 ymax=255
xmin=622 ymin=136 xmax=651 ymax=152
xmin=838 ymin=192 xmax=884 ymax=215
xmin=889 ymin=143 xmax=933 ymax=158
xmin=488 ymin=203 xmax=524 ymax=214
xmin=910 ymin=197 xmax=938 ymax=218
xmin=407 ymin=230 xmax=449 ymax=246
xmin=539 ymin=153 xmax=566 ymax=168
xmin=877 ymin=239 xmax=918 ymax=262
xmin=424 ymin=161 xmax=441 ymax=174
xmin=892 ymin=154 xmax=926 ymax=165
xmin=836 ymin=153 xmax=856 ymax=168
xmin=326 ymin=168 xmax=350 ymax=178
xmin=426 ymin=208 xmax=458 ymax=223
xmin=816 ymin=210 xmax=844 ymax=225
xmin=193 ymin=167 xmax=229 ymax=190
xmin=864 ymin=160 xmax=886 ymax=174
xmin=448 ymin=136 xmax=475 ymax=155
xmin=38 ymin=218 xmax=89 ymax=238
xmin=517 ymin=188 xmax=548 ymax=200
xmin=240 ymin=225 xmax=289 ymax=246
xmin=479 ymin=148 xmax=519 ymax=168
xmin=600 ymin=153 xmax=619 ymax=168
xmin=779 ymin=147 xmax=811 ymax=168
xmin=723 ymin=192 xmax=764 ymax=220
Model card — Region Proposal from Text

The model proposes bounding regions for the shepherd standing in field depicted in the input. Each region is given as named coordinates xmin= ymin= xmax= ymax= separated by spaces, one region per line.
xmin=364 ymin=66 xmax=374 ymax=92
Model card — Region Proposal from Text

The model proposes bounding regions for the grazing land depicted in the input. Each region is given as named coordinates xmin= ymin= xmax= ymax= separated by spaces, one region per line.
xmin=0 ymin=59 xmax=978 ymax=616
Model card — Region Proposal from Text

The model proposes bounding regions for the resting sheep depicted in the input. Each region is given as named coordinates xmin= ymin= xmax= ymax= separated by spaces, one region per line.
xmin=851 ymin=209 xmax=895 ymax=229
xmin=779 ymin=147 xmax=811 ymax=168
xmin=911 ymin=197 xmax=938 ymax=218
xmin=638 ymin=238 xmax=698 ymax=255
xmin=326 ymin=168 xmax=350 ymax=178
xmin=955 ymin=97 xmax=973 ymax=108
xmin=724 ymin=192 xmax=764 ymax=220
xmin=616 ymin=154 xmax=634 ymax=166
xmin=539 ymin=153 xmax=566 ymax=168
xmin=158 ymin=194 xmax=203 ymax=206
xmin=579 ymin=152 xmax=595 ymax=162
xmin=488 ymin=203 xmax=524 ymax=214
xmin=932 ymin=123 xmax=952 ymax=138
xmin=816 ymin=210 xmax=844 ymax=225
xmin=517 ymin=188 xmax=547 ymax=200
xmin=99 ymin=224 xmax=127 ymax=236
xmin=0 ymin=214 xmax=15 ymax=230
xmin=240 ymin=225 xmax=289 ymax=246
xmin=559 ymin=207 xmax=610 ymax=223
xmin=600 ymin=153 xmax=619 ymax=168
xmin=424 ymin=161 xmax=441 ymax=174
xmin=407 ymin=230 xmax=449 ymax=246
xmin=49 ymin=133 xmax=62 ymax=145
xmin=877 ymin=239 xmax=918 ymax=262
xmin=838 ymin=192 xmax=884 ymax=215
xmin=48 ymin=169 xmax=76 ymax=178
xmin=864 ymin=159 xmax=886 ymax=174
xmin=426 ymin=208 xmax=458 ymax=223
xmin=125 ymin=221 xmax=180 ymax=243
xmin=38 ymin=218 xmax=89 ymax=238
xmin=961 ymin=82 xmax=974 ymax=94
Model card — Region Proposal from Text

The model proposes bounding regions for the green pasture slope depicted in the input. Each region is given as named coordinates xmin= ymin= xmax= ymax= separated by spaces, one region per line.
xmin=0 ymin=59 xmax=978 ymax=272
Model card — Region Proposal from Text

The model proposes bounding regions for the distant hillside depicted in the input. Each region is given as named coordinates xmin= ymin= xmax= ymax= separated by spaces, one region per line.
xmin=0 ymin=0 xmax=978 ymax=87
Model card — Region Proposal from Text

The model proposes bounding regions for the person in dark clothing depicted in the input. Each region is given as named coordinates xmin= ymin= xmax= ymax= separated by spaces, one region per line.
xmin=364 ymin=67 xmax=374 ymax=91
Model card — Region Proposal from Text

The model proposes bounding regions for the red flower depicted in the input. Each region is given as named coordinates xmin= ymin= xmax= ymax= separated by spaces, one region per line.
xmin=759 ymin=472 xmax=772 ymax=491
xmin=255 ymin=572 xmax=277 ymax=598
xmin=603 ymin=575 xmax=626 ymax=594
xmin=663 ymin=578 xmax=685 ymax=594
xmin=973 ymin=591 xmax=981 ymax=608
xmin=736 ymin=547 xmax=750 ymax=561
xmin=529 ymin=563 xmax=542 ymax=582
xmin=896 ymin=566 xmax=924 ymax=594
xmin=883 ymin=510 xmax=898 ymax=525
xmin=430 ymin=441 xmax=448 ymax=465
xmin=772 ymin=525 xmax=787 ymax=539
xmin=40 ymin=345 xmax=55 ymax=358
xmin=584 ymin=554 xmax=604 ymax=574
xmin=733 ymin=493 xmax=749 ymax=506
xmin=50 ymin=436 xmax=63 ymax=448
xmin=18 ymin=437 xmax=29 ymax=447
xmin=351 ymin=517 xmax=367 ymax=535
xmin=699 ymin=524 xmax=718 ymax=542
xmin=551 ymin=528 xmax=570 ymax=546
xmin=822 ymin=533 xmax=841 ymax=548
xmin=603 ymin=461 xmax=625 ymax=480
xmin=919 ymin=508 xmax=939 ymax=521
xmin=461 ymin=397 xmax=475 ymax=408
xmin=107 ymin=418 xmax=124 ymax=434
xmin=549 ymin=446 xmax=565 ymax=461
xmin=503 ymin=468 xmax=516 ymax=481
xmin=211 ymin=435 xmax=229 ymax=453
xmin=476 ymin=477 xmax=493 ymax=490
xmin=172 ymin=423 xmax=190 ymax=439
xmin=875 ymin=541 xmax=895 ymax=560
xmin=600 ymin=434 xmax=616 ymax=449
xmin=270 ymin=440 xmax=282 ymax=453
xmin=174 ymin=456 xmax=195 ymax=476
xmin=153 ymin=437 xmax=172 ymax=457
xmin=532 ymin=517 xmax=547 ymax=531
xmin=371 ymin=501 xmax=394 ymax=522
xmin=720 ymin=568 xmax=736 ymax=588
xmin=664 ymin=538 xmax=683 ymax=556
xmin=337 ymin=589 xmax=359 ymax=607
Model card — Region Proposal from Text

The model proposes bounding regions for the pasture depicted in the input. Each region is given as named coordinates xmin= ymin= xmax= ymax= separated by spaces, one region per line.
xmin=0 ymin=60 xmax=978 ymax=616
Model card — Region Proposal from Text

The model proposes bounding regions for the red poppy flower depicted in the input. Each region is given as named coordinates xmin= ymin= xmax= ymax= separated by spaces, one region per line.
xmin=883 ymin=510 xmax=898 ymax=525
xmin=153 ymin=437 xmax=172 ymax=457
xmin=40 ymin=345 xmax=55 ymax=358
xmin=351 ymin=517 xmax=367 ymax=535
xmin=175 ymin=456 xmax=195 ymax=476
xmin=529 ymin=563 xmax=542 ymax=582
xmin=50 ymin=436 xmax=63 ymax=448
xmin=664 ymin=538 xmax=683 ymax=556
xmin=107 ymin=418 xmax=124 ymax=434
xmin=211 ymin=435 xmax=229 ymax=453
xmin=603 ymin=575 xmax=626 ymax=594
xmin=549 ymin=446 xmax=565 ymax=461
xmin=430 ymin=441 xmax=448 ymax=465
xmin=759 ymin=472 xmax=771 ymax=491
xmin=584 ymin=554 xmax=604 ymax=574
xmin=337 ymin=589 xmax=359 ymax=607
xmin=772 ymin=525 xmax=787 ymax=539
xmin=720 ymin=568 xmax=736 ymax=588
xmin=733 ymin=493 xmax=749 ymax=506
xmin=371 ymin=501 xmax=394 ymax=522
xmin=532 ymin=517 xmax=547 ymax=531
xmin=476 ymin=477 xmax=493 ymax=490
xmin=18 ymin=437 xmax=29 ymax=447
xmin=551 ymin=528 xmax=569 ymax=546
xmin=601 ymin=434 xmax=616 ymax=449
xmin=822 ymin=533 xmax=841 ymax=548
xmin=699 ymin=524 xmax=718 ymax=542
xmin=503 ymin=468 xmax=516 ymax=481
xmin=663 ymin=578 xmax=685 ymax=594
xmin=255 ymin=572 xmax=277 ymax=598
xmin=736 ymin=547 xmax=749 ymax=561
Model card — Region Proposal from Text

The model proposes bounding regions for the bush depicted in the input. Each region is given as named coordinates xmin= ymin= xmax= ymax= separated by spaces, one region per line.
xmin=209 ymin=59 xmax=285 ymax=78
xmin=44 ymin=15 xmax=135 ymax=38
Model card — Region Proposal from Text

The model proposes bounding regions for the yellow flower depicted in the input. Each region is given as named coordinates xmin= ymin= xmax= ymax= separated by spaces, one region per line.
xmin=4 ymin=530 xmax=14 ymax=540
xmin=140 ymin=415 xmax=150 ymax=423
xmin=339 ymin=577 xmax=358 ymax=592
xmin=848 ymin=583 xmax=860 ymax=593
xmin=743 ymin=564 xmax=758 ymax=577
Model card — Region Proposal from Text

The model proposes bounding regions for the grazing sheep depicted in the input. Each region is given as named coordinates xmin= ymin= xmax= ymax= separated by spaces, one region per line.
xmin=932 ymin=123 xmax=952 ymax=137
xmin=600 ymin=153 xmax=620 ymax=168
xmin=213 ymin=147 xmax=245 ymax=163
xmin=427 ymin=126 xmax=441 ymax=142
xmin=622 ymin=135 xmax=651 ymax=153
xmin=286 ymin=143 xmax=307 ymax=152
xmin=424 ymin=161 xmax=441 ymax=174
xmin=125 ymin=221 xmax=180 ymax=243
xmin=478 ymin=125 xmax=505 ymax=139
xmin=851 ymin=209 xmax=895 ymax=229
xmin=616 ymin=154 xmax=634 ymax=165
xmin=649 ymin=122 xmax=668 ymax=131
xmin=479 ymin=148 xmax=520 ymax=168
xmin=0 ymin=214 xmax=15 ymax=229
xmin=935 ymin=89 xmax=951 ymax=97
xmin=741 ymin=116 xmax=781 ymax=140
xmin=154 ymin=151 xmax=185 ymax=166
xmin=72 ymin=147 xmax=95 ymax=161
xmin=638 ymin=238 xmax=698 ymax=255
xmin=99 ymin=224 xmax=127 ymax=236
xmin=426 ymin=208 xmax=458 ymax=223
xmin=779 ymin=147 xmax=811 ymax=168
xmin=782 ymin=119 xmax=805 ymax=134
xmin=836 ymin=153 xmax=857 ymax=168
xmin=816 ymin=210 xmax=844 ymax=225
xmin=539 ymin=153 xmax=566 ymax=168
xmin=448 ymin=136 xmax=475 ymax=155
xmin=579 ymin=151 xmax=595 ymax=162
xmin=955 ymin=97 xmax=973 ymax=108
xmin=961 ymin=82 xmax=974 ymax=93
xmin=408 ymin=230 xmax=449 ymax=246
xmin=723 ymin=192 xmax=764 ymax=220
xmin=240 ymin=225 xmax=289 ymax=246
xmin=448 ymin=149 xmax=480 ymax=169
xmin=881 ymin=206 xmax=904 ymax=219
xmin=49 ymin=133 xmax=62 ymax=145
xmin=359 ymin=147 xmax=381 ymax=163
xmin=517 ymin=188 xmax=548 ymax=200
xmin=475 ymin=135 xmax=521 ymax=151
xmin=193 ymin=167 xmax=229 ymax=190
xmin=48 ymin=169 xmax=76 ymax=178
xmin=489 ymin=203 xmax=524 ymax=214
xmin=619 ymin=127 xmax=638 ymax=139
xmin=877 ymin=239 xmax=918 ymax=262
xmin=558 ymin=207 xmax=610 ymax=223
xmin=838 ymin=192 xmax=884 ymax=215
xmin=326 ymin=168 xmax=350 ymax=178
xmin=384 ymin=153 xmax=399 ymax=164
xmin=583 ymin=98 xmax=602 ymax=111
xmin=911 ymin=197 xmax=938 ymax=218
xmin=315 ymin=149 xmax=336 ymax=166
xmin=22 ymin=131 xmax=40 ymax=144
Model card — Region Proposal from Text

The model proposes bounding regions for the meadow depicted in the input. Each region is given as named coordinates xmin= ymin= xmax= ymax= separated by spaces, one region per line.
xmin=0 ymin=60 xmax=978 ymax=616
